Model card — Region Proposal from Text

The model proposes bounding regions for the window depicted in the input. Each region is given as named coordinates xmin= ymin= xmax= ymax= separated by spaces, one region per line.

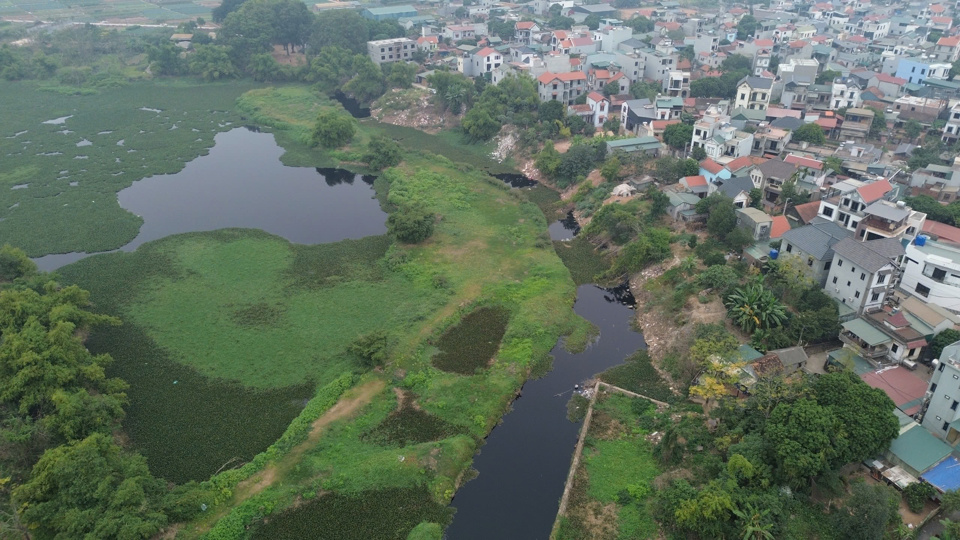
xmin=825 ymin=261 xmax=832 ymax=271
xmin=855 ymin=291 xmax=860 ymax=298
xmin=785 ymin=244 xmax=793 ymax=253
xmin=871 ymin=292 xmax=880 ymax=302
xmin=916 ymin=283 xmax=931 ymax=297
xmin=833 ymin=276 xmax=838 ymax=284
xmin=822 ymin=207 xmax=834 ymax=217
xmin=808 ymin=258 xmax=814 ymax=267
xmin=860 ymin=272 xmax=866 ymax=280
xmin=953 ymin=400 xmax=958 ymax=411
xmin=837 ymin=259 xmax=843 ymax=267
xmin=941 ymin=364 xmax=946 ymax=372
xmin=892 ymin=344 xmax=900 ymax=353
xmin=877 ymin=274 xmax=886 ymax=284
xmin=945 ymin=421 xmax=950 ymax=432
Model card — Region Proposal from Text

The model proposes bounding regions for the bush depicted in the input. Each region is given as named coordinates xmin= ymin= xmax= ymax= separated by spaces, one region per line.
xmin=363 ymin=135 xmax=403 ymax=170
xmin=387 ymin=204 xmax=435 ymax=243
xmin=903 ymin=481 xmax=935 ymax=513
xmin=312 ymin=109 xmax=356 ymax=148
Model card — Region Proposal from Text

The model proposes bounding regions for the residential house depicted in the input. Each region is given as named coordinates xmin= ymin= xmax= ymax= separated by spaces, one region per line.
xmin=839 ymin=107 xmax=875 ymax=143
xmin=934 ymin=35 xmax=960 ymax=63
xmin=831 ymin=79 xmax=864 ymax=109
xmin=514 ymin=21 xmax=540 ymax=46
xmin=537 ymin=71 xmax=587 ymax=105
xmin=825 ymin=237 xmax=905 ymax=315
xmin=461 ymin=47 xmax=502 ymax=77
xmin=416 ymin=35 xmax=439 ymax=52
xmin=921 ymin=341 xmax=960 ymax=438
xmin=855 ymin=200 xmax=926 ymax=243
xmin=817 ymin=179 xmax=897 ymax=234
xmin=779 ymin=220 xmax=853 ymax=286
xmin=663 ymin=70 xmax=691 ymax=98
xmin=700 ymin=157 xmax=731 ymax=185
xmin=893 ymin=96 xmax=946 ymax=123
xmin=753 ymin=158 xmax=800 ymax=206
xmin=734 ymin=77 xmax=774 ymax=111
xmin=901 ymin=237 xmax=960 ymax=313
xmin=665 ymin=189 xmax=703 ymax=221
xmin=680 ymin=175 xmax=709 ymax=198
xmin=443 ymin=24 xmax=478 ymax=42
xmin=943 ymin=102 xmax=960 ymax=144
xmin=751 ymin=124 xmax=792 ymax=157
xmin=712 ymin=175 xmax=755 ymax=208
xmin=368 ymin=37 xmax=417 ymax=65
xmin=587 ymin=68 xmax=629 ymax=95
xmin=737 ymin=207 xmax=774 ymax=241
xmin=784 ymin=154 xmax=829 ymax=187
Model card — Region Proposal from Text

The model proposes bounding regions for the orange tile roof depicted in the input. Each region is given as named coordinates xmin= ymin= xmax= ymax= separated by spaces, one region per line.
xmin=516 ymin=21 xmax=536 ymax=29
xmin=932 ymin=16 xmax=953 ymax=24
xmin=754 ymin=38 xmax=774 ymax=47
xmin=923 ymin=220 xmax=960 ymax=245
xmin=587 ymin=91 xmax=605 ymax=102
xmin=938 ymin=35 xmax=960 ymax=47
xmin=476 ymin=47 xmax=496 ymax=56
xmin=784 ymin=154 xmax=824 ymax=170
xmin=770 ymin=215 xmax=790 ymax=238
xmin=682 ymin=175 xmax=707 ymax=187
xmin=875 ymin=73 xmax=907 ymax=85
xmin=791 ymin=201 xmax=821 ymax=224
xmin=856 ymin=179 xmax=893 ymax=204
xmin=815 ymin=117 xmax=838 ymax=129
xmin=725 ymin=156 xmax=756 ymax=172
xmin=570 ymin=58 xmax=581 ymax=66
xmin=652 ymin=119 xmax=680 ymax=129
xmin=537 ymin=71 xmax=587 ymax=84
xmin=701 ymin=158 xmax=724 ymax=174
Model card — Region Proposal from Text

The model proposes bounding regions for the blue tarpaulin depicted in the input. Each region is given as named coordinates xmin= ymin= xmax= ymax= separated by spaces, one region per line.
xmin=921 ymin=456 xmax=960 ymax=493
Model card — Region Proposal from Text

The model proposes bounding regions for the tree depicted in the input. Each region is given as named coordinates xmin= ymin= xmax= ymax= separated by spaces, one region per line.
xmin=348 ymin=330 xmax=390 ymax=368
xmin=736 ymin=15 xmax=758 ymax=40
xmin=749 ymin=188 xmax=763 ymax=209
xmin=427 ymin=72 xmax=474 ymax=114
xmin=584 ymin=14 xmax=601 ymax=30
xmin=343 ymin=56 xmax=386 ymax=103
xmin=600 ymin=155 xmax=622 ymax=183
xmin=816 ymin=69 xmax=842 ymax=85
xmin=904 ymin=119 xmax=923 ymax=141
xmin=824 ymin=156 xmax=843 ymax=174
xmin=725 ymin=282 xmax=787 ymax=333
xmin=765 ymin=398 xmax=834 ymax=486
xmin=0 ymin=245 xmax=36 ymax=282
xmin=677 ymin=158 xmax=700 ymax=178
xmin=248 ymin=52 xmax=283 ymax=82
xmin=556 ymin=144 xmax=601 ymax=188
xmin=385 ymin=61 xmax=416 ymax=89
xmin=461 ymin=107 xmax=501 ymax=141
xmin=832 ymin=481 xmax=901 ymax=540
xmin=310 ymin=10 xmax=368 ymax=53
xmin=903 ymin=481 xmax=936 ymax=513
xmin=697 ymin=265 xmax=739 ymax=291
xmin=363 ymin=135 xmax=403 ymax=170
xmin=674 ymin=480 xmax=736 ymax=538
xmin=697 ymin=194 xmax=737 ymax=241
xmin=929 ymin=30 xmax=944 ymax=43
xmin=663 ymin=123 xmax=693 ymax=150
xmin=691 ymin=145 xmax=707 ymax=161
xmin=13 ymin=433 xmax=167 ymax=539
xmin=812 ymin=371 xmax=898 ymax=468
xmin=538 ymin=100 xmax=565 ymax=125
xmin=866 ymin=106 xmax=886 ymax=139
xmin=932 ymin=329 xmax=960 ymax=359
xmin=311 ymin=109 xmax=356 ymax=148
xmin=212 ymin=0 xmax=247 ymax=22
xmin=721 ymin=54 xmax=753 ymax=73
xmin=792 ymin=123 xmax=826 ymax=145
xmin=387 ymin=204 xmax=435 ymax=243
xmin=624 ymin=15 xmax=654 ymax=33
xmin=629 ymin=81 xmax=659 ymax=101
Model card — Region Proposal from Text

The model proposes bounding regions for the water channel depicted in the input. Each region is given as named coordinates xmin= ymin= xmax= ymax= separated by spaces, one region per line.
xmin=34 ymin=128 xmax=386 ymax=270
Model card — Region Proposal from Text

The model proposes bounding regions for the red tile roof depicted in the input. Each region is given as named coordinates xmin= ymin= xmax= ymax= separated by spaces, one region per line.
xmin=770 ymin=215 xmax=790 ymax=238
xmin=682 ymin=175 xmax=707 ymax=188
xmin=537 ymin=71 xmax=587 ymax=84
xmin=587 ymin=91 xmax=605 ymax=102
xmin=815 ymin=117 xmax=838 ymax=129
xmin=938 ymin=35 xmax=960 ymax=47
xmin=725 ymin=156 xmax=756 ymax=172
xmin=570 ymin=58 xmax=581 ymax=66
xmin=784 ymin=154 xmax=824 ymax=170
xmin=570 ymin=37 xmax=594 ymax=46
xmin=476 ymin=47 xmax=497 ymax=57
xmin=701 ymin=158 xmax=724 ymax=174
xmin=861 ymin=367 xmax=929 ymax=413
xmin=788 ymin=40 xmax=808 ymax=48
xmin=932 ymin=16 xmax=953 ymax=24
xmin=856 ymin=179 xmax=893 ymax=204
xmin=516 ymin=21 xmax=536 ymax=29
xmin=753 ymin=38 xmax=774 ymax=47
xmin=656 ymin=21 xmax=681 ymax=30
xmin=922 ymin=220 xmax=960 ymax=245
xmin=791 ymin=201 xmax=821 ymax=224
xmin=652 ymin=119 xmax=680 ymax=130
xmin=931 ymin=4 xmax=946 ymax=13
xmin=875 ymin=73 xmax=907 ymax=85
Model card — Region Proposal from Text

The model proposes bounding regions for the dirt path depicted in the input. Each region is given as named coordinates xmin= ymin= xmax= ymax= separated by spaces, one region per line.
xmin=175 ymin=379 xmax=387 ymax=538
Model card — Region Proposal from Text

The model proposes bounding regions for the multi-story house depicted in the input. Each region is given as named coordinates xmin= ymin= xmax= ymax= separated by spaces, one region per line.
xmin=893 ymin=96 xmax=946 ymax=123
xmin=779 ymin=220 xmax=853 ymax=286
xmin=855 ymin=200 xmax=926 ymax=243
xmin=537 ymin=71 xmax=587 ymax=105
xmin=943 ymin=101 xmax=960 ymax=144
xmin=461 ymin=47 xmax=503 ymax=77
xmin=921 ymin=341 xmax=960 ymax=439
xmin=817 ymin=178 xmax=896 ymax=233
xmin=514 ymin=21 xmax=540 ymax=46
xmin=592 ymin=25 xmax=632 ymax=52
xmin=901 ymin=237 xmax=960 ymax=313
xmin=734 ymin=77 xmax=774 ymax=111
xmin=751 ymin=124 xmax=792 ymax=157
xmin=831 ymin=79 xmax=863 ymax=109
xmin=896 ymin=58 xmax=952 ymax=85
xmin=935 ymin=35 xmax=960 ymax=63
xmin=825 ymin=237 xmax=904 ymax=315
xmin=752 ymin=158 xmax=799 ymax=205
xmin=663 ymin=70 xmax=690 ymax=98
xmin=840 ymin=306 xmax=927 ymax=366
xmin=838 ymin=107 xmax=874 ymax=142
xmin=367 ymin=37 xmax=417 ymax=65
xmin=753 ymin=49 xmax=772 ymax=76
xmin=587 ymin=67 xmax=628 ymax=94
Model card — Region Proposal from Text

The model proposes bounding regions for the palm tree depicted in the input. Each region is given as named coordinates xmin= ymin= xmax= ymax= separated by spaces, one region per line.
xmin=732 ymin=503 xmax=775 ymax=540
xmin=725 ymin=281 xmax=787 ymax=334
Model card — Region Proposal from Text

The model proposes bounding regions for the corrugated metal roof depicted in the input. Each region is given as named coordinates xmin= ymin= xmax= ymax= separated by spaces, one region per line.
xmin=843 ymin=318 xmax=891 ymax=346
xmin=889 ymin=425 xmax=952 ymax=476
xmin=780 ymin=221 xmax=852 ymax=260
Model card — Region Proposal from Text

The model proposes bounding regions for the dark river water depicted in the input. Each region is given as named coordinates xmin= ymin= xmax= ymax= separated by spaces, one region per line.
xmin=445 ymin=284 xmax=645 ymax=540
xmin=34 ymin=128 xmax=386 ymax=270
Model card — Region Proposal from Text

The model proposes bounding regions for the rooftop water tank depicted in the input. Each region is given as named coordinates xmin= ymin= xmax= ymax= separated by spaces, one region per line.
xmin=915 ymin=235 xmax=928 ymax=246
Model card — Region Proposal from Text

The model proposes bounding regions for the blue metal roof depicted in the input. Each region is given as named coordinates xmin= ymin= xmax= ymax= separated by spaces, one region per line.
xmin=922 ymin=456 xmax=960 ymax=493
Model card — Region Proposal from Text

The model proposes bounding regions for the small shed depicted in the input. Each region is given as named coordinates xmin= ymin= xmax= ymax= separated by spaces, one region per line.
xmin=612 ymin=183 xmax=636 ymax=197
xmin=606 ymin=136 xmax=662 ymax=156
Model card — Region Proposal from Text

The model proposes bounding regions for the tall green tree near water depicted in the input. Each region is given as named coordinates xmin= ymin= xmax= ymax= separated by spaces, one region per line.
xmin=311 ymin=109 xmax=356 ymax=148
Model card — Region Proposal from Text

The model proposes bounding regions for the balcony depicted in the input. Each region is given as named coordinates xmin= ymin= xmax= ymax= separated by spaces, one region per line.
xmin=839 ymin=333 xmax=890 ymax=360
xmin=860 ymin=216 xmax=906 ymax=232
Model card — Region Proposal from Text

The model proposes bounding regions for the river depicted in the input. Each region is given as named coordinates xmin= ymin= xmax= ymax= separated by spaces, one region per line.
xmin=34 ymin=127 xmax=386 ymax=270
xmin=444 ymin=283 xmax=645 ymax=539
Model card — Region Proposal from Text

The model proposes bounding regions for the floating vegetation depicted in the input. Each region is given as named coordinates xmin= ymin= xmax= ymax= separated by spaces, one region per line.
xmin=432 ymin=307 xmax=510 ymax=375
xmin=250 ymin=487 xmax=453 ymax=540
xmin=230 ymin=302 xmax=286 ymax=328
xmin=362 ymin=394 xmax=460 ymax=447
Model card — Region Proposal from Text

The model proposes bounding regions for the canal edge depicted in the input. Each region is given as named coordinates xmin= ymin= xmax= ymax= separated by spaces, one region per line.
xmin=549 ymin=382 xmax=671 ymax=539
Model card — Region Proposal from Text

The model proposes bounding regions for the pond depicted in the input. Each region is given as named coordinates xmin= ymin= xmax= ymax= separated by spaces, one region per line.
xmin=444 ymin=284 xmax=645 ymax=540
xmin=34 ymin=128 xmax=387 ymax=270
xmin=549 ymin=210 xmax=581 ymax=241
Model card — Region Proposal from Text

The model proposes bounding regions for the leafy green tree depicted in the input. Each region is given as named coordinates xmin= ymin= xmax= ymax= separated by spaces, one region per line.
xmin=624 ymin=15 xmax=653 ymax=32
xmin=212 ymin=0 xmax=247 ymax=22
xmin=384 ymin=61 xmax=416 ymax=89
xmin=866 ymin=106 xmax=886 ymax=138
xmin=721 ymin=54 xmax=753 ymax=73
xmin=557 ymin=144 xmax=601 ymax=188
xmin=387 ymin=204 xmax=435 ymax=243
xmin=648 ymin=187 xmax=669 ymax=219
xmin=146 ymin=42 xmax=186 ymax=76
xmin=363 ymin=135 xmax=403 ymax=170
xmin=903 ymin=481 xmax=936 ymax=513
xmin=311 ymin=109 xmax=356 ymax=148
xmin=309 ymin=10 xmax=369 ymax=53
xmin=792 ymin=123 xmax=826 ymax=145
xmin=942 ymin=489 xmax=960 ymax=514
xmin=816 ymin=69 xmax=841 ymax=85
xmin=904 ymin=119 xmax=923 ymax=141
xmin=461 ymin=107 xmax=501 ymax=141
xmin=600 ymin=155 xmax=622 ymax=183
xmin=697 ymin=265 xmax=739 ymax=290
xmin=824 ymin=156 xmax=843 ymax=174
xmin=303 ymin=46 xmax=355 ymax=92
xmin=0 ymin=245 xmax=36 ymax=282
xmin=697 ymin=194 xmax=737 ymax=241
xmin=348 ymin=330 xmax=391 ymax=369
xmin=674 ymin=480 xmax=736 ymax=538
xmin=766 ymin=398 xmax=834 ymax=486
xmin=538 ymin=100 xmax=565 ymax=125
xmin=14 ymin=433 xmax=167 ymax=538
xmin=343 ymin=56 xmax=386 ymax=103
xmin=629 ymin=80 xmax=659 ymax=100
xmin=778 ymin=179 xmax=810 ymax=206
xmin=587 ymin=203 xmax=639 ymax=244
xmin=833 ymin=481 xmax=901 ymax=540
xmin=813 ymin=371 xmax=898 ymax=467
xmin=427 ymin=71 xmax=474 ymax=114
xmin=725 ymin=282 xmax=787 ymax=333
xmin=691 ymin=146 xmax=707 ymax=161
xmin=248 ymin=52 xmax=283 ymax=82
xmin=736 ymin=15 xmax=758 ymax=40
xmin=663 ymin=123 xmax=694 ymax=150
xmin=218 ymin=1 xmax=275 ymax=67
xmin=677 ymin=158 xmax=700 ymax=178
xmin=584 ymin=14 xmax=601 ymax=30
xmin=932 ymin=329 xmax=960 ymax=359
xmin=535 ymin=141 xmax=561 ymax=178
xmin=929 ymin=30 xmax=944 ymax=43
xmin=749 ymin=188 xmax=763 ymax=209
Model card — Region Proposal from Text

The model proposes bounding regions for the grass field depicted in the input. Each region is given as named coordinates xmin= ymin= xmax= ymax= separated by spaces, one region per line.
xmin=0 ymin=0 xmax=211 ymax=23
xmin=557 ymin=392 xmax=662 ymax=540
xmin=0 ymin=80 xmax=260 ymax=256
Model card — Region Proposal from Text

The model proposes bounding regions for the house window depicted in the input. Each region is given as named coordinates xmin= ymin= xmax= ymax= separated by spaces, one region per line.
xmin=940 ymin=364 xmax=946 ymax=372
xmin=825 ymin=261 xmax=832 ymax=271
xmin=808 ymin=258 xmax=814 ymax=267
xmin=952 ymin=400 xmax=958 ymax=411
xmin=855 ymin=291 xmax=861 ymax=298
xmin=892 ymin=344 xmax=900 ymax=353
xmin=851 ymin=266 xmax=856 ymax=273
xmin=837 ymin=260 xmax=843 ymax=267
xmin=877 ymin=274 xmax=886 ymax=284
xmin=847 ymin=281 xmax=851 ymax=287
xmin=822 ymin=207 xmax=834 ymax=217
xmin=945 ymin=421 xmax=950 ymax=431
xmin=860 ymin=272 xmax=866 ymax=280
xmin=833 ymin=276 xmax=839 ymax=284
xmin=785 ymin=244 xmax=793 ymax=253
xmin=916 ymin=283 xmax=931 ymax=297
xmin=871 ymin=292 xmax=880 ymax=302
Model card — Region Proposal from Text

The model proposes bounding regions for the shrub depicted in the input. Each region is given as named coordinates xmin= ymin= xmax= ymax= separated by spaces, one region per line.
xmin=388 ymin=204 xmax=435 ymax=243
